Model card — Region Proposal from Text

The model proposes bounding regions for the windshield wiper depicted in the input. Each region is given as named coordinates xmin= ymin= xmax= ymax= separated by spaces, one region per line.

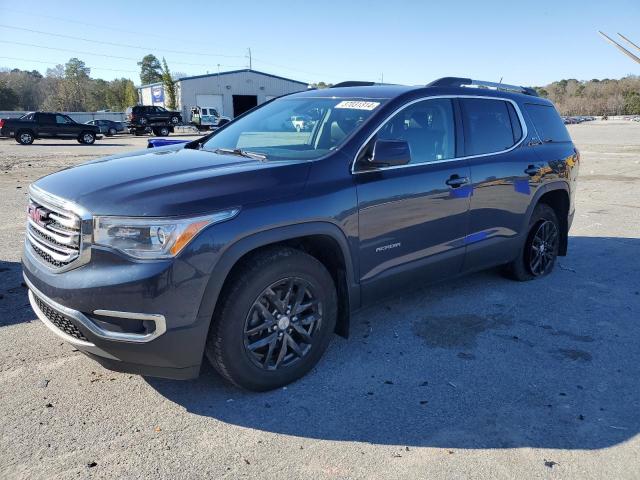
xmin=214 ymin=148 xmax=267 ymax=161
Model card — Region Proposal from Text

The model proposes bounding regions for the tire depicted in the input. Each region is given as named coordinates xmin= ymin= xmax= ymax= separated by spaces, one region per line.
xmin=138 ymin=117 xmax=148 ymax=125
xmin=504 ymin=203 xmax=560 ymax=281
xmin=108 ymin=127 xmax=117 ymax=136
xmin=206 ymin=247 xmax=337 ymax=391
xmin=170 ymin=116 xmax=180 ymax=125
xmin=78 ymin=131 xmax=96 ymax=145
xmin=16 ymin=130 xmax=34 ymax=145
xmin=154 ymin=126 xmax=170 ymax=136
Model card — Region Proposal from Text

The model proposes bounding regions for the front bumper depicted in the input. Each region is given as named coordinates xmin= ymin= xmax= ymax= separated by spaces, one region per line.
xmin=22 ymin=242 xmax=214 ymax=380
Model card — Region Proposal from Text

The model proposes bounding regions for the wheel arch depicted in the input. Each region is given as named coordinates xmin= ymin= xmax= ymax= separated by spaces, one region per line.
xmin=524 ymin=182 xmax=571 ymax=256
xmin=196 ymin=222 xmax=359 ymax=342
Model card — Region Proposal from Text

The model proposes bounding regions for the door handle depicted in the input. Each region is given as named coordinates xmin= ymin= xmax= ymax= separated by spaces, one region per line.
xmin=445 ymin=175 xmax=469 ymax=188
xmin=524 ymin=165 xmax=539 ymax=176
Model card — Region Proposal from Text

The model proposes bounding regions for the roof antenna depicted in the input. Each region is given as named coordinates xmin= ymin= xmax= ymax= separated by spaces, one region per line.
xmin=498 ymin=76 xmax=503 ymax=84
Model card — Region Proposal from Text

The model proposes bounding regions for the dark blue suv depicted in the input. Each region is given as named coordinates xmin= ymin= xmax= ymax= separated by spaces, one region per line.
xmin=22 ymin=77 xmax=579 ymax=391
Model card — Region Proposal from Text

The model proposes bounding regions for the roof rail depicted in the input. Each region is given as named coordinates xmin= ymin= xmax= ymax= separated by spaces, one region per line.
xmin=331 ymin=81 xmax=376 ymax=88
xmin=427 ymin=77 xmax=538 ymax=96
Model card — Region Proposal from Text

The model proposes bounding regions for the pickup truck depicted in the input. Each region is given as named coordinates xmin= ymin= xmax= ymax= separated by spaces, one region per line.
xmin=0 ymin=112 xmax=100 ymax=145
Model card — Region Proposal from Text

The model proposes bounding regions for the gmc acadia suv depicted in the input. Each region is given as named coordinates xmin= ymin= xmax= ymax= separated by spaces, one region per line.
xmin=22 ymin=77 xmax=579 ymax=391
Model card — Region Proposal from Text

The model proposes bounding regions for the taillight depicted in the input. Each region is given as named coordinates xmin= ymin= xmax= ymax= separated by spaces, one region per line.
xmin=0 ymin=119 xmax=4 ymax=128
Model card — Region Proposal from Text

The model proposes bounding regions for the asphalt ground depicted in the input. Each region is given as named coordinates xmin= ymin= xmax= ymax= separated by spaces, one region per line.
xmin=0 ymin=123 xmax=639 ymax=479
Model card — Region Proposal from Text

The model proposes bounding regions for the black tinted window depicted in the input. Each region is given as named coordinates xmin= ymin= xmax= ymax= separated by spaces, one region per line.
xmin=525 ymin=104 xmax=571 ymax=143
xmin=377 ymin=98 xmax=456 ymax=164
xmin=38 ymin=113 xmax=55 ymax=124
xmin=461 ymin=99 xmax=516 ymax=155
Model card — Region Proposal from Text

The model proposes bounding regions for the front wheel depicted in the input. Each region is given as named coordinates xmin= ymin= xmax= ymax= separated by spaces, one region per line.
xmin=78 ymin=132 xmax=96 ymax=145
xmin=504 ymin=203 xmax=560 ymax=281
xmin=206 ymin=247 xmax=337 ymax=391
xmin=107 ymin=127 xmax=117 ymax=136
xmin=170 ymin=116 xmax=180 ymax=124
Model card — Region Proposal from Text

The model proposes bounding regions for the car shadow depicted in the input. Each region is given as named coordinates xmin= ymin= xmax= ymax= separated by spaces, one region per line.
xmin=147 ymin=236 xmax=640 ymax=449
xmin=0 ymin=260 xmax=33 ymax=327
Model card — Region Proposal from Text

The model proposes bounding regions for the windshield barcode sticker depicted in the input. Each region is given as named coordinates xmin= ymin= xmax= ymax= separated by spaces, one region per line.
xmin=335 ymin=101 xmax=380 ymax=110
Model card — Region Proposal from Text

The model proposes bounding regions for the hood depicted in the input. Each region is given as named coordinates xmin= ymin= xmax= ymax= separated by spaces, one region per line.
xmin=34 ymin=147 xmax=311 ymax=216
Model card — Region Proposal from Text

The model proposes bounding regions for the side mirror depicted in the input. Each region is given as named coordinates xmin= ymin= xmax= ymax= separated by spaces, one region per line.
xmin=369 ymin=139 xmax=411 ymax=168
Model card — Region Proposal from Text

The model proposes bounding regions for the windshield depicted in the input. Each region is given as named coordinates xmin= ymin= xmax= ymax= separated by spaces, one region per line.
xmin=202 ymin=97 xmax=385 ymax=160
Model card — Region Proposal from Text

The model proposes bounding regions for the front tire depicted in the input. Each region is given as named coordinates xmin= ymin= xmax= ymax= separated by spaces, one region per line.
xmin=170 ymin=116 xmax=180 ymax=125
xmin=504 ymin=203 xmax=560 ymax=281
xmin=206 ymin=247 xmax=337 ymax=391
xmin=78 ymin=131 xmax=96 ymax=145
xmin=108 ymin=127 xmax=117 ymax=136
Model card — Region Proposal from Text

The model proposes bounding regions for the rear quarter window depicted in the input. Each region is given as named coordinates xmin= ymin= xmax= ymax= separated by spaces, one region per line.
xmin=525 ymin=104 xmax=571 ymax=143
xmin=460 ymin=98 xmax=519 ymax=156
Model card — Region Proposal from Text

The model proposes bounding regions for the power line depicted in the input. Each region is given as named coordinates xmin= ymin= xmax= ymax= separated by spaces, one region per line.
xmin=0 ymin=55 xmax=139 ymax=74
xmin=0 ymin=40 xmax=246 ymax=69
xmin=0 ymin=24 xmax=246 ymax=59
xmin=0 ymin=7 xmax=170 ymax=40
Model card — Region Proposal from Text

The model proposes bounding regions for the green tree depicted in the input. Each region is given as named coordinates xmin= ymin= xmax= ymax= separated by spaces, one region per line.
xmin=0 ymin=80 xmax=19 ymax=109
xmin=138 ymin=54 xmax=163 ymax=85
xmin=161 ymin=57 xmax=177 ymax=110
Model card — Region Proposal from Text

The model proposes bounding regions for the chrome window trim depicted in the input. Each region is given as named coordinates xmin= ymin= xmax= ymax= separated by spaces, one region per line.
xmin=351 ymin=94 xmax=529 ymax=174
xmin=28 ymin=184 xmax=92 ymax=273
xmin=24 ymin=275 xmax=167 ymax=344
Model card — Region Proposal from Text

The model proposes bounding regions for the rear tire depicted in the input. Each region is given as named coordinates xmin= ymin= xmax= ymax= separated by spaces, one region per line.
xmin=108 ymin=127 xmax=117 ymax=136
xmin=504 ymin=203 xmax=560 ymax=281
xmin=16 ymin=130 xmax=34 ymax=145
xmin=206 ymin=247 xmax=337 ymax=391
xmin=153 ymin=126 xmax=170 ymax=136
xmin=170 ymin=116 xmax=180 ymax=125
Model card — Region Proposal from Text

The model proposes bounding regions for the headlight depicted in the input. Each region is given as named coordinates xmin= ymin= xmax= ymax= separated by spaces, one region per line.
xmin=93 ymin=209 xmax=239 ymax=259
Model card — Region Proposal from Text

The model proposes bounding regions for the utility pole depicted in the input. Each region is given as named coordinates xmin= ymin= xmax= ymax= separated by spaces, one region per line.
xmin=380 ymin=73 xmax=384 ymax=84
xmin=217 ymin=63 xmax=221 ymax=95
xmin=246 ymin=48 xmax=252 ymax=70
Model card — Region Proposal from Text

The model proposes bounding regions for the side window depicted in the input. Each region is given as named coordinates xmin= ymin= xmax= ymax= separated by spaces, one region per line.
xmin=460 ymin=98 xmax=517 ymax=155
xmin=524 ymin=104 xmax=571 ymax=143
xmin=55 ymin=114 xmax=70 ymax=124
xmin=39 ymin=113 xmax=55 ymax=124
xmin=376 ymin=98 xmax=456 ymax=164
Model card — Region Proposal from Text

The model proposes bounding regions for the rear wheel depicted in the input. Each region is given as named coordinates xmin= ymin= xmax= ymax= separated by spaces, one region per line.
xmin=16 ymin=130 xmax=34 ymax=145
xmin=108 ymin=127 xmax=117 ymax=136
xmin=206 ymin=247 xmax=337 ymax=391
xmin=153 ymin=126 xmax=170 ymax=136
xmin=505 ymin=203 xmax=560 ymax=281
xmin=170 ymin=116 xmax=180 ymax=125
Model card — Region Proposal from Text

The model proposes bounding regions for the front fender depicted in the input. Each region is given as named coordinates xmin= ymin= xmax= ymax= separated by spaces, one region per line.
xmin=194 ymin=221 xmax=360 ymax=343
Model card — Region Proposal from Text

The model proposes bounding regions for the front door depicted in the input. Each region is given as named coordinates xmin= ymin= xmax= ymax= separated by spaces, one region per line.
xmin=355 ymin=98 xmax=471 ymax=303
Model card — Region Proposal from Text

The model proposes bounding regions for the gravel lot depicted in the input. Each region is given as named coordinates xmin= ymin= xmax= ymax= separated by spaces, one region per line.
xmin=1 ymin=123 xmax=639 ymax=479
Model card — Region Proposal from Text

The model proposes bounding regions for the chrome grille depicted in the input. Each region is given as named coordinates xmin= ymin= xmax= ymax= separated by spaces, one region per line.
xmin=26 ymin=189 xmax=87 ymax=271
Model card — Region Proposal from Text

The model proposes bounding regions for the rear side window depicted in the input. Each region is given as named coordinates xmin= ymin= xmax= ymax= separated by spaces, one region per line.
xmin=525 ymin=104 xmax=571 ymax=143
xmin=460 ymin=98 xmax=518 ymax=156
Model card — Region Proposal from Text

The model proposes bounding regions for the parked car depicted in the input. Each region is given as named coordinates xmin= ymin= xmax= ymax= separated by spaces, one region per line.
xmin=189 ymin=106 xmax=231 ymax=131
xmin=126 ymin=105 xmax=182 ymax=127
xmin=22 ymin=77 xmax=579 ymax=391
xmin=0 ymin=112 xmax=100 ymax=145
xmin=85 ymin=119 xmax=125 ymax=136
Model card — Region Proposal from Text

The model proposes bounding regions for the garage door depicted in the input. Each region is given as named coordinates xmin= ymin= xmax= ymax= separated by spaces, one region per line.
xmin=196 ymin=94 xmax=224 ymax=115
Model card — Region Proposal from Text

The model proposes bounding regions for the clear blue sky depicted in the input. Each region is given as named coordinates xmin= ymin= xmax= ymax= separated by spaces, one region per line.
xmin=0 ymin=0 xmax=638 ymax=86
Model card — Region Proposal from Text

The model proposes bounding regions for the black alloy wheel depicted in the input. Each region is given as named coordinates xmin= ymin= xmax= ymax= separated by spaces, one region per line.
xmin=527 ymin=220 xmax=559 ymax=276
xmin=243 ymin=277 xmax=322 ymax=371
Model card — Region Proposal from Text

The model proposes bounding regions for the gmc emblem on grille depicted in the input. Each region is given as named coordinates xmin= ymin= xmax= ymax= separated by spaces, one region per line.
xmin=27 ymin=205 xmax=50 ymax=226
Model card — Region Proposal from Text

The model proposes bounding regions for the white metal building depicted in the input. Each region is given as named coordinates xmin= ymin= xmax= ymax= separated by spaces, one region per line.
xmin=138 ymin=69 xmax=308 ymax=121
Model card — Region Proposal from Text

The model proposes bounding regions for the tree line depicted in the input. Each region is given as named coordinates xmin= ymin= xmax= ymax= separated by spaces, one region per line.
xmin=1 ymin=56 xmax=639 ymax=116
xmin=0 ymin=54 xmax=181 ymax=112
xmin=536 ymin=76 xmax=640 ymax=116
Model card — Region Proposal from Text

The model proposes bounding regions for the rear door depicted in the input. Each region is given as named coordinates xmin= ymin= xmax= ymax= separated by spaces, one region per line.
xmin=355 ymin=97 xmax=471 ymax=303
xmin=460 ymin=97 xmax=538 ymax=271
xmin=36 ymin=113 xmax=57 ymax=137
